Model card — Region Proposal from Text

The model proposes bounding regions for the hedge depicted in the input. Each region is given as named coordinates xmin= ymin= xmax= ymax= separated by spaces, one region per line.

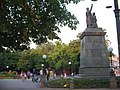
xmin=46 ymin=77 xmax=120 ymax=88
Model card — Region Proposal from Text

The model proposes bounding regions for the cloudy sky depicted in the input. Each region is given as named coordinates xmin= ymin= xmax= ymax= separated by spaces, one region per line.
xmin=58 ymin=0 xmax=120 ymax=56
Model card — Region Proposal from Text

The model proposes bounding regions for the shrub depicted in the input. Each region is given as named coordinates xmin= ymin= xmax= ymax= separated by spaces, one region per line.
xmin=116 ymin=78 xmax=120 ymax=87
xmin=46 ymin=77 xmax=120 ymax=88
xmin=0 ymin=70 xmax=16 ymax=79
xmin=46 ymin=78 xmax=71 ymax=88
xmin=73 ymin=78 xmax=109 ymax=88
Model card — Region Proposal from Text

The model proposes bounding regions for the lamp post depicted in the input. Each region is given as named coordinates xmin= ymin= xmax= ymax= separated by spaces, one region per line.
xmin=113 ymin=0 xmax=120 ymax=68
xmin=108 ymin=47 xmax=114 ymax=76
xmin=106 ymin=0 xmax=120 ymax=68
xmin=68 ymin=62 xmax=72 ymax=75
xmin=108 ymin=47 xmax=113 ymax=67
xmin=40 ymin=55 xmax=47 ymax=88
xmin=92 ymin=0 xmax=120 ymax=68
xmin=91 ymin=0 xmax=97 ymax=1
xmin=42 ymin=54 xmax=47 ymax=66
xmin=41 ymin=64 xmax=44 ymax=67
xmin=6 ymin=66 xmax=9 ymax=72
xmin=6 ymin=66 xmax=9 ymax=69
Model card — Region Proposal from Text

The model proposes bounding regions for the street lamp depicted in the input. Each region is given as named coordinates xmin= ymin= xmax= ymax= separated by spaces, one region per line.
xmin=113 ymin=0 xmax=120 ymax=68
xmin=106 ymin=0 xmax=120 ymax=68
xmin=42 ymin=54 xmax=47 ymax=66
xmin=91 ymin=0 xmax=97 ymax=1
xmin=108 ymin=47 xmax=114 ymax=76
xmin=41 ymin=64 xmax=44 ymax=67
xmin=91 ymin=0 xmax=120 ymax=67
xmin=68 ymin=62 xmax=72 ymax=75
xmin=42 ymin=54 xmax=47 ymax=59
xmin=40 ymin=55 xmax=47 ymax=88
xmin=6 ymin=66 xmax=9 ymax=72
xmin=108 ymin=47 xmax=113 ymax=67
xmin=6 ymin=66 xmax=9 ymax=69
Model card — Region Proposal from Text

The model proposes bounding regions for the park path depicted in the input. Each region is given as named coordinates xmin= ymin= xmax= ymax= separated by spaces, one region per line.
xmin=0 ymin=79 xmax=120 ymax=90
xmin=0 ymin=79 xmax=39 ymax=90
xmin=0 ymin=79 xmax=68 ymax=90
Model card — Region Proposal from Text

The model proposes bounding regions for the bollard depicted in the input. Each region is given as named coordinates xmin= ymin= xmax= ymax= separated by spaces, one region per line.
xmin=40 ymin=80 xmax=45 ymax=88
xmin=69 ymin=80 xmax=74 ymax=90
xmin=110 ymin=77 xmax=117 ymax=88
xmin=40 ymin=76 xmax=45 ymax=88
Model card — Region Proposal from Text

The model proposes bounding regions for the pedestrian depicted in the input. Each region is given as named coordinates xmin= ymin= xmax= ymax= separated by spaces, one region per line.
xmin=32 ymin=69 xmax=36 ymax=82
xmin=39 ymin=68 xmax=43 ymax=82
xmin=15 ymin=71 xmax=19 ymax=79
xmin=46 ymin=67 xmax=50 ymax=81
xmin=34 ymin=74 xmax=38 ymax=83
xmin=49 ymin=68 xmax=54 ymax=80
xmin=27 ymin=70 xmax=31 ymax=79
xmin=53 ymin=69 xmax=56 ymax=79
xmin=20 ymin=70 xmax=25 ymax=82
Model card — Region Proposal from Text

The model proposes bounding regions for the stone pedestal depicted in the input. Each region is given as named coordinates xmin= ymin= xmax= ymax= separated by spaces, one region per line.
xmin=79 ymin=28 xmax=110 ymax=77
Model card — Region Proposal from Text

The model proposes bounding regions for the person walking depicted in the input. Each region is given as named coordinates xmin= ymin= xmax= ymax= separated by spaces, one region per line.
xmin=32 ymin=69 xmax=36 ymax=82
xmin=39 ymin=68 xmax=44 ymax=82
xmin=27 ymin=70 xmax=31 ymax=79
xmin=20 ymin=70 xmax=25 ymax=82
xmin=46 ymin=68 xmax=50 ymax=81
xmin=49 ymin=68 xmax=54 ymax=80
xmin=53 ymin=69 xmax=56 ymax=79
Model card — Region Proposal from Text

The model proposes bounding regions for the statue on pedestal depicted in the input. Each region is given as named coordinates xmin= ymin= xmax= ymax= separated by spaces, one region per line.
xmin=91 ymin=12 xmax=98 ymax=28
xmin=86 ymin=4 xmax=98 ymax=28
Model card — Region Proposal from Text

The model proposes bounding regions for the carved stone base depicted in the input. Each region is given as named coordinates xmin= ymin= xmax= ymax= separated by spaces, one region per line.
xmin=79 ymin=27 xmax=110 ymax=77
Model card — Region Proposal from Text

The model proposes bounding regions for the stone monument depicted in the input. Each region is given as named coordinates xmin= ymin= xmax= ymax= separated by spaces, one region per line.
xmin=79 ymin=4 xmax=110 ymax=77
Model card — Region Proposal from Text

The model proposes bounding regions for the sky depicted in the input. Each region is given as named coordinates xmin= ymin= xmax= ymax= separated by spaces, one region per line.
xmin=57 ymin=0 xmax=120 ymax=56
xmin=30 ymin=0 xmax=120 ymax=56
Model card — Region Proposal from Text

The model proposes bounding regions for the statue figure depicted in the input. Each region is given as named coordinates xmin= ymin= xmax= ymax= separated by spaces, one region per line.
xmin=91 ymin=12 xmax=98 ymax=28
xmin=86 ymin=4 xmax=98 ymax=28
xmin=86 ymin=4 xmax=93 ymax=27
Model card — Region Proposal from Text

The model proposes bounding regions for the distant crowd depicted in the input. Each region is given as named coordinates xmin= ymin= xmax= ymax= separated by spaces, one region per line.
xmin=14 ymin=67 xmax=73 ymax=83
xmin=19 ymin=67 xmax=57 ymax=82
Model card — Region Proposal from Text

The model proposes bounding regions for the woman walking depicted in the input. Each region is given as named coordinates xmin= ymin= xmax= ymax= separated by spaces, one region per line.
xmin=20 ymin=71 xmax=25 ymax=82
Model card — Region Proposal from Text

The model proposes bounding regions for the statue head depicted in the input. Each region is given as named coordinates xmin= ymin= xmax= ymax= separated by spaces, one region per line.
xmin=86 ymin=8 xmax=89 ymax=11
xmin=93 ymin=12 xmax=95 ymax=16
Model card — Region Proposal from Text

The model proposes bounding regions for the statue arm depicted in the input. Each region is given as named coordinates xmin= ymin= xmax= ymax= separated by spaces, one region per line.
xmin=90 ymin=4 xmax=93 ymax=11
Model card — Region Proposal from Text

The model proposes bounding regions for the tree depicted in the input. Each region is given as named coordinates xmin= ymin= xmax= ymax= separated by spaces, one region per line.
xmin=48 ymin=40 xmax=80 ymax=72
xmin=0 ymin=51 xmax=21 ymax=71
xmin=0 ymin=40 xmax=80 ymax=73
xmin=17 ymin=42 xmax=54 ymax=70
xmin=67 ymin=39 xmax=80 ymax=74
xmin=0 ymin=0 xmax=80 ymax=51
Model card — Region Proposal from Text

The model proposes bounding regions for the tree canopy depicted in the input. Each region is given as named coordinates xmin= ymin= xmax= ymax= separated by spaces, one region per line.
xmin=0 ymin=0 xmax=80 ymax=51
xmin=0 ymin=40 xmax=80 ymax=74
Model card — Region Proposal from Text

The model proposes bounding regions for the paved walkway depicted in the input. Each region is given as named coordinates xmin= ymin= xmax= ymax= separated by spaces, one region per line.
xmin=0 ymin=79 xmax=120 ymax=90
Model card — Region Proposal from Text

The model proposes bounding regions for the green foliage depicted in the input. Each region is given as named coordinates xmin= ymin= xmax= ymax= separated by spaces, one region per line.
xmin=48 ymin=40 xmax=80 ymax=71
xmin=0 ymin=73 xmax=13 ymax=79
xmin=0 ymin=40 xmax=80 ymax=72
xmin=46 ymin=78 xmax=120 ymax=88
xmin=73 ymin=78 xmax=109 ymax=88
xmin=0 ymin=71 xmax=16 ymax=79
xmin=116 ymin=78 xmax=120 ymax=87
xmin=0 ymin=0 xmax=80 ymax=51
xmin=0 ymin=51 xmax=21 ymax=71
xmin=46 ymin=78 xmax=70 ymax=88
